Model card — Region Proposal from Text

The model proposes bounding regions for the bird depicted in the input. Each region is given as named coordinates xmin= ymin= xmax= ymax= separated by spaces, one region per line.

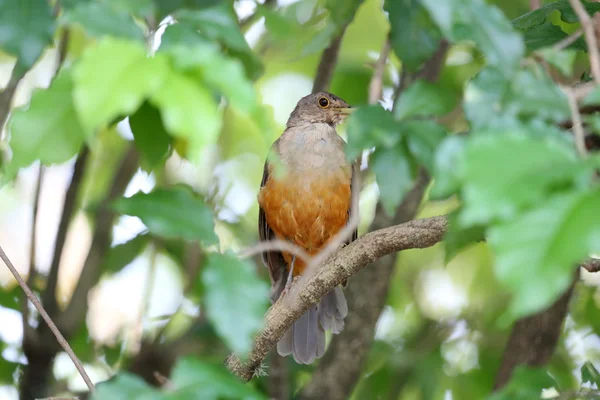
xmin=257 ymin=91 xmax=358 ymax=364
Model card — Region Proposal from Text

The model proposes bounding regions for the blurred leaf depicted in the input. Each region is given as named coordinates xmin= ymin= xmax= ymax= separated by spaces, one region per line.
xmin=395 ymin=80 xmax=457 ymax=120
xmin=0 ymin=0 xmax=55 ymax=75
xmin=0 ymin=355 xmax=18 ymax=384
xmin=537 ymin=47 xmax=578 ymax=76
xmin=371 ymin=146 xmax=413 ymax=216
xmin=91 ymin=373 xmax=162 ymax=400
xmin=153 ymin=0 xmax=222 ymax=21
xmin=522 ymin=22 xmax=586 ymax=52
xmin=346 ymin=105 xmax=400 ymax=160
xmin=384 ymin=0 xmax=441 ymax=72
xmin=169 ymin=357 xmax=267 ymax=399
xmin=458 ymin=131 xmax=582 ymax=227
xmin=487 ymin=366 xmax=554 ymax=400
xmin=259 ymin=5 xmax=301 ymax=40
xmin=582 ymin=362 xmax=600 ymax=387
xmin=73 ymin=38 xmax=169 ymax=134
xmin=62 ymin=2 xmax=145 ymax=41
xmin=0 ymin=285 xmax=20 ymax=310
xmin=174 ymin=2 xmax=262 ymax=79
xmin=421 ymin=0 xmax=524 ymax=75
xmin=583 ymin=86 xmax=600 ymax=106
xmin=444 ymin=212 xmax=485 ymax=263
xmin=102 ymin=234 xmax=149 ymax=273
xmin=161 ymin=33 xmax=257 ymax=113
xmin=201 ymin=252 xmax=269 ymax=355
xmin=129 ymin=102 xmax=172 ymax=171
xmin=430 ymin=135 xmax=467 ymax=200
xmin=159 ymin=22 xmax=211 ymax=49
xmin=6 ymin=71 xmax=85 ymax=178
xmin=512 ymin=0 xmax=600 ymax=30
xmin=101 ymin=0 xmax=155 ymax=18
xmin=464 ymin=67 xmax=570 ymax=129
xmin=324 ymin=0 xmax=363 ymax=28
xmin=113 ymin=186 xmax=218 ymax=245
xmin=403 ymin=119 xmax=447 ymax=171
xmin=149 ymin=72 xmax=221 ymax=160
xmin=490 ymin=189 xmax=600 ymax=321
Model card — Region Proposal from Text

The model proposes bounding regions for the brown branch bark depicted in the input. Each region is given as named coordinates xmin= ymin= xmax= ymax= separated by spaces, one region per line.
xmin=311 ymin=26 xmax=348 ymax=94
xmin=225 ymin=214 xmax=449 ymax=381
xmin=0 ymin=72 xmax=23 ymax=132
xmin=42 ymin=148 xmax=89 ymax=314
xmin=493 ymin=271 xmax=579 ymax=390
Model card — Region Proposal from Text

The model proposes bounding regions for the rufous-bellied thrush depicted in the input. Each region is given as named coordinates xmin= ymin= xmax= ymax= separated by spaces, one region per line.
xmin=257 ymin=92 xmax=358 ymax=364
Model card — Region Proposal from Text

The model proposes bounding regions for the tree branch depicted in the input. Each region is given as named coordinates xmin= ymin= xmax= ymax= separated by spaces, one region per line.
xmin=225 ymin=214 xmax=449 ymax=381
xmin=311 ymin=27 xmax=348 ymax=94
xmin=0 ymin=71 xmax=23 ymax=133
xmin=58 ymin=146 xmax=139 ymax=336
xmin=0 ymin=245 xmax=95 ymax=392
xmin=569 ymin=0 xmax=600 ymax=84
xmin=42 ymin=148 xmax=89 ymax=314
xmin=493 ymin=271 xmax=579 ymax=390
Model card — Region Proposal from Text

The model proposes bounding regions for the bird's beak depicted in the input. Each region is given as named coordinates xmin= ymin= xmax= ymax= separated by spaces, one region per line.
xmin=334 ymin=107 xmax=355 ymax=115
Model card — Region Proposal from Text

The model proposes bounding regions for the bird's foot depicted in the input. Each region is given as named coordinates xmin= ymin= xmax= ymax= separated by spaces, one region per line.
xmin=281 ymin=275 xmax=300 ymax=298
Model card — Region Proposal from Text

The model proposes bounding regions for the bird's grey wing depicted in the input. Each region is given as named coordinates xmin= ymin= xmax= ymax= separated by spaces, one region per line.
xmin=340 ymin=162 xmax=359 ymax=287
xmin=258 ymin=159 xmax=288 ymax=303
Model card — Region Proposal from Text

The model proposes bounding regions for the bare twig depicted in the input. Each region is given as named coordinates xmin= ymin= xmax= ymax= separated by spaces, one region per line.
xmin=42 ymin=148 xmax=89 ymax=312
xmin=226 ymin=215 xmax=448 ymax=381
xmin=0 ymin=72 xmax=23 ymax=132
xmin=582 ymin=258 xmax=600 ymax=272
xmin=368 ymin=40 xmax=391 ymax=104
xmin=0 ymin=245 xmax=95 ymax=392
xmin=553 ymin=29 xmax=583 ymax=51
xmin=239 ymin=239 xmax=311 ymax=264
xmin=569 ymin=0 xmax=600 ymax=84
xmin=312 ymin=26 xmax=348 ymax=94
xmin=22 ymin=165 xmax=44 ymax=335
xmin=564 ymin=86 xmax=588 ymax=157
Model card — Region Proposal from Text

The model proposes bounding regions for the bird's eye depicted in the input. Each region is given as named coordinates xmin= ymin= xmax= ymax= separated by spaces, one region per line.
xmin=318 ymin=97 xmax=330 ymax=108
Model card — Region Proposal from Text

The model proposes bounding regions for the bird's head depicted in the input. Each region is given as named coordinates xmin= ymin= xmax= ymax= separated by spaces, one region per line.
xmin=286 ymin=92 xmax=353 ymax=128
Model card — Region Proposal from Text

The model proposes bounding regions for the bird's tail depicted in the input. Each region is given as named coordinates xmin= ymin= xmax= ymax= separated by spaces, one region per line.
xmin=277 ymin=286 xmax=348 ymax=364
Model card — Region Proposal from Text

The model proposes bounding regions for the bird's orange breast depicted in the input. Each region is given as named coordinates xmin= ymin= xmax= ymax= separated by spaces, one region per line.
xmin=258 ymin=169 xmax=351 ymax=276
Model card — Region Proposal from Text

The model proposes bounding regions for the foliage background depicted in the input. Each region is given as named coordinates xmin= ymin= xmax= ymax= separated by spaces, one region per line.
xmin=1 ymin=0 xmax=600 ymax=399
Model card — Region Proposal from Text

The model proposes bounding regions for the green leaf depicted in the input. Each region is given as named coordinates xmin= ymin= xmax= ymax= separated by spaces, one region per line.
xmin=102 ymin=234 xmax=150 ymax=273
xmin=153 ymin=0 xmax=222 ymax=21
xmin=201 ymin=252 xmax=269 ymax=355
xmin=73 ymin=38 xmax=169 ymax=134
xmin=395 ymin=80 xmax=457 ymax=120
xmin=113 ymin=186 xmax=218 ymax=245
xmin=159 ymin=22 xmax=211 ymax=49
xmin=0 ymin=284 xmax=20 ymax=310
xmin=324 ymin=0 xmax=363 ymax=28
xmin=129 ymin=102 xmax=172 ymax=171
xmin=444 ymin=213 xmax=485 ymax=263
xmin=464 ymin=67 xmax=570 ymax=129
xmin=490 ymin=189 xmax=600 ymax=321
xmin=62 ymin=2 xmax=145 ymax=41
xmin=430 ymin=135 xmax=467 ymax=200
xmin=174 ymin=2 xmax=262 ymax=79
xmin=371 ymin=146 xmax=413 ymax=217
xmin=583 ymin=86 xmax=600 ymax=106
xmin=6 ymin=71 xmax=86 ymax=177
xmin=0 ymin=0 xmax=55 ymax=75
xmin=169 ymin=357 xmax=267 ymax=400
xmin=582 ymin=362 xmax=600 ymax=387
xmin=420 ymin=0 xmax=524 ymax=75
xmin=458 ymin=131 xmax=582 ymax=227
xmin=384 ymin=0 xmax=441 ymax=72
xmin=91 ymin=373 xmax=162 ymax=400
xmin=346 ymin=105 xmax=401 ymax=160
xmin=102 ymin=0 xmax=155 ymax=18
xmin=537 ymin=47 xmax=578 ymax=77
xmin=403 ymin=119 xmax=447 ymax=171
xmin=160 ymin=28 xmax=257 ymax=113
xmin=149 ymin=72 xmax=221 ymax=161
xmin=487 ymin=366 xmax=554 ymax=400
xmin=522 ymin=22 xmax=586 ymax=52
xmin=512 ymin=0 xmax=600 ymax=30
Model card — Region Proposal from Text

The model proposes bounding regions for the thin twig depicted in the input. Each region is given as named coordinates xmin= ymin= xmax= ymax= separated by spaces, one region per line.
xmin=0 ymin=245 xmax=95 ymax=392
xmin=564 ymin=86 xmax=588 ymax=157
xmin=239 ymin=240 xmax=312 ymax=264
xmin=582 ymin=258 xmax=600 ymax=272
xmin=569 ymin=0 xmax=600 ymax=84
xmin=22 ymin=164 xmax=44 ymax=334
xmin=368 ymin=40 xmax=391 ymax=104
xmin=553 ymin=28 xmax=583 ymax=51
